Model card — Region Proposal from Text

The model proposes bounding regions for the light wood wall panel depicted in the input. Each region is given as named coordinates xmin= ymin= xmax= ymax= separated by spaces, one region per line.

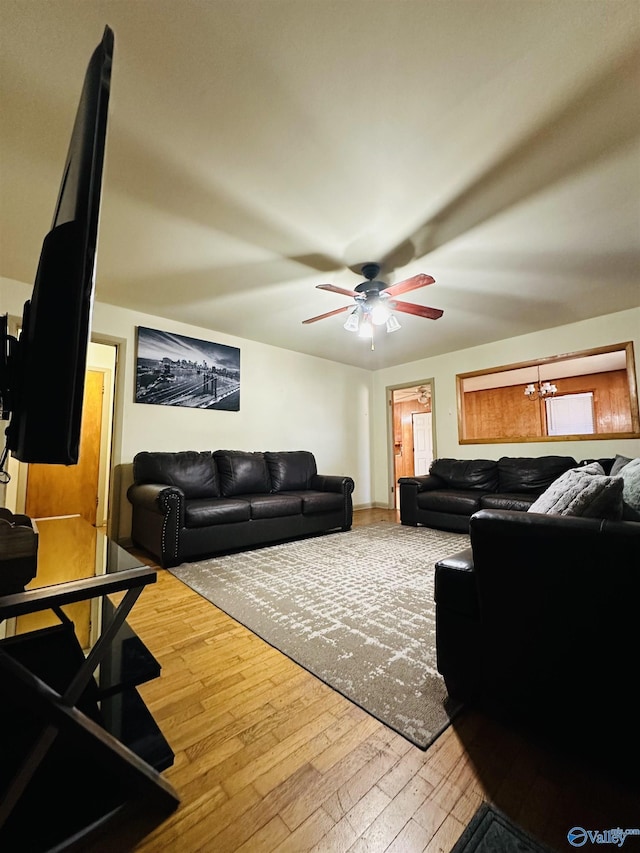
xmin=463 ymin=370 xmax=631 ymax=440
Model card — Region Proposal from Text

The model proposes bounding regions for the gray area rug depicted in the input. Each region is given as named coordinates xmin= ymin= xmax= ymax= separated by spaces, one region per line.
xmin=169 ymin=522 xmax=468 ymax=749
xmin=452 ymin=803 xmax=557 ymax=853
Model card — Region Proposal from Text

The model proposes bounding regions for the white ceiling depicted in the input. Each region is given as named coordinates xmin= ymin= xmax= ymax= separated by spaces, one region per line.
xmin=1 ymin=1 xmax=639 ymax=371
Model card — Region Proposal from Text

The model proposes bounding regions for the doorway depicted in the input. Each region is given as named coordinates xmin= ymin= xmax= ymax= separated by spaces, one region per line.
xmin=390 ymin=382 xmax=435 ymax=509
xmin=24 ymin=341 xmax=117 ymax=526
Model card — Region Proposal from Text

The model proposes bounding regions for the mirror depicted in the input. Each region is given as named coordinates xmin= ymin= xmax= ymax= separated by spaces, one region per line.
xmin=457 ymin=342 xmax=640 ymax=443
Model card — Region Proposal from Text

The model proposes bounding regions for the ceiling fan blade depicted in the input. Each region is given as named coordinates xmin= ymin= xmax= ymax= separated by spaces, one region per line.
xmin=384 ymin=273 xmax=435 ymax=298
xmin=302 ymin=305 xmax=352 ymax=324
xmin=317 ymin=283 xmax=358 ymax=298
xmin=391 ymin=299 xmax=443 ymax=320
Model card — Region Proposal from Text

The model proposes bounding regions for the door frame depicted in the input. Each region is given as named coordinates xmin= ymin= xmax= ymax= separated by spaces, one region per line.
xmin=9 ymin=336 xmax=119 ymax=531
xmin=386 ymin=378 xmax=437 ymax=509
xmin=82 ymin=336 xmax=120 ymax=531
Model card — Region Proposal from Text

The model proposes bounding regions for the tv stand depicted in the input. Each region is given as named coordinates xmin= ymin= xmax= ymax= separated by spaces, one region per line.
xmin=0 ymin=515 xmax=179 ymax=851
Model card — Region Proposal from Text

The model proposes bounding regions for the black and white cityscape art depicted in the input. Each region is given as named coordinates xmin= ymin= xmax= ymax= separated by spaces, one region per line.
xmin=135 ymin=327 xmax=240 ymax=411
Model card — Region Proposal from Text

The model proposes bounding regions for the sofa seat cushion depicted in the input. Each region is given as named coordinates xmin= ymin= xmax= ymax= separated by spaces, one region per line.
xmin=134 ymin=450 xmax=220 ymax=499
xmin=245 ymin=493 xmax=302 ymax=519
xmin=430 ymin=459 xmax=498 ymax=491
xmin=497 ymin=455 xmax=577 ymax=494
xmin=417 ymin=489 xmax=485 ymax=515
xmin=184 ymin=498 xmax=250 ymax=528
xmin=279 ymin=490 xmax=343 ymax=514
xmin=214 ymin=450 xmax=271 ymax=496
xmin=265 ymin=451 xmax=317 ymax=491
xmin=480 ymin=493 xmax=536 ymax=512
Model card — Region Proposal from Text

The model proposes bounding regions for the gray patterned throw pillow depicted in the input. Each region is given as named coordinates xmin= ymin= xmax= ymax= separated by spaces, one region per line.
xmin=528 ymin=467 xmax=623 ymax=519
xmin=617 ymin=457 xmax=640 ymax=521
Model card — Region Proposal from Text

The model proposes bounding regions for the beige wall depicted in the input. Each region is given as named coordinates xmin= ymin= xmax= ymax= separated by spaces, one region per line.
xmin=372 ymin=307 xmax=640 ymax=507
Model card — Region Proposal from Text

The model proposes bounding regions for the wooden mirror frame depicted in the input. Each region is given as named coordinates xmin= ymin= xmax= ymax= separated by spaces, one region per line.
xmin=457 ymin=341 xmax=640 ymax=444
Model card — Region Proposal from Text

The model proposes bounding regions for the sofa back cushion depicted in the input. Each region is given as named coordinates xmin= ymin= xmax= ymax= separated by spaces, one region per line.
xmin=214 ymin=450 xmax=271 ymax=496
xmin=133 ymin=451 xmax=220 ymax=499
xmin=579 ymin=457 xmax=617 ymax=475
xmin=265 ymin=451 xmax=317 ymax=491
xmin=498 ymin=456 xmax=577 ymax=494
xmin=430 ymin=459 xmax=498 ymax=491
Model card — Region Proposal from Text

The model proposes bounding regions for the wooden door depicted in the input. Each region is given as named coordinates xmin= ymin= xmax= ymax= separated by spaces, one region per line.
xmin=15 ymin=517 xmax=97 ymax=647
xmin=25 ymin=370 xmax=104 ymax=524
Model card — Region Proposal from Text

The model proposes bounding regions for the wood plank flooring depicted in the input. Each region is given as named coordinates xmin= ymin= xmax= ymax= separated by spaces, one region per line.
xmin=102 ymin=510 xmax=639 ymax=852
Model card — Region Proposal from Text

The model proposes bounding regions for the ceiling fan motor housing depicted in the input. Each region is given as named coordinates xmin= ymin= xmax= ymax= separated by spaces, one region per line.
xmin=355 ymin=263 xmax=387 ymax=296
xmin=361 ymin=263 xmax=381 ymax=280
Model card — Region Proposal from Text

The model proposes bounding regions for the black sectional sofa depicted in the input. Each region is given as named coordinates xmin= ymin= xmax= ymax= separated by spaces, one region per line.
xmin=398 ymin=455 xmax=578 ymax=532
xmin=429 ymin=452 xmax=640 ymax=766
xmin=127 ymin=450 xmax=354 ymax=568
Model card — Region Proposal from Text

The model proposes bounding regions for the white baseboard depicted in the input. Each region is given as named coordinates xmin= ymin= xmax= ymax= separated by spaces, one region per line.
xmin=353 ymin=502 xmax=395 ymax=511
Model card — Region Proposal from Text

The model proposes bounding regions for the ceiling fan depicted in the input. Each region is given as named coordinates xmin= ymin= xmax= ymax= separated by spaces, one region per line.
xmin=302 ymin=263 xmax=443 ymax=344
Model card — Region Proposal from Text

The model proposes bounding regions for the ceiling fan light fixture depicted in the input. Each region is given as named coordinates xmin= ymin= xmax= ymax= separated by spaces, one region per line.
xmin=343 ymin=310 xmax=359 ymax=332
xmin=370 ymin=297 xmax=391 ymax=326
xmin=358 ymin=317 xmax=373 ymax=339
xmin=417 ymin=385 xmax=430 ymax=404
xmin=385 ymin=314 xmax=401 ymax=333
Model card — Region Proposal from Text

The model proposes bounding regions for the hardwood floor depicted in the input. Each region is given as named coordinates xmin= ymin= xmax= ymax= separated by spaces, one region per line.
xmin=104 ymin=510 xmax=638 ymax=852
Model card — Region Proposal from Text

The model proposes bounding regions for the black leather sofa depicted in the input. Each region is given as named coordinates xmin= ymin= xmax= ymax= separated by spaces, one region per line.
xmin=399 ymin=455 xmax=578 ymax=532
xmin=127 ymin=450 xmax=354 ymax=568
xmin=434 ymin=507 xmax=640 ymax=764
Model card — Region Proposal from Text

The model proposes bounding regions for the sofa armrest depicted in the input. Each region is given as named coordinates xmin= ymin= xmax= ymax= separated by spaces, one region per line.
xmin=434 ymin=547 xmax=480 ymax=700
xmin=127 ymin=483 xmax=185 ymax=566
xmin=310 ymin=474 xmax=355 ymax=495
xmin=398 ymin=474 xmax=444 ymax=492
xmin=434 ymin=548 xmax=476 ymax=608
xmin=398 ymin=474 xmax=445 ymax=526
xmin=127 ymin=483 xmax=185 ymax=520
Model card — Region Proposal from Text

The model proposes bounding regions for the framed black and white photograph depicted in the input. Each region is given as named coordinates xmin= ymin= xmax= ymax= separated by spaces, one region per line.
xmin=135 ymin=326 xmax=240 ymax=411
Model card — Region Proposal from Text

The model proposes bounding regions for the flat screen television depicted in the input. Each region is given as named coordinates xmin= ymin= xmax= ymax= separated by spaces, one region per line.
xmin=0 ymin=25 xmax=114 ymax=475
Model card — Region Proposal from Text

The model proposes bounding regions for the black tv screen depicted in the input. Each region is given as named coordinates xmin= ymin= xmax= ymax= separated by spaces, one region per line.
xmin=0 ymin=26 xmax=114 ymax=469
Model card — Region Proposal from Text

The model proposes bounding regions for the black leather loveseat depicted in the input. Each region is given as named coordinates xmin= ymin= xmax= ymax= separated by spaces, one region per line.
xmin=433 ymin=507 xmax=640 ymax=765
xmin=399 ymin=455 xmax=578 ymax=532
xmin=127 ymin=450 xmax=354 ymax=568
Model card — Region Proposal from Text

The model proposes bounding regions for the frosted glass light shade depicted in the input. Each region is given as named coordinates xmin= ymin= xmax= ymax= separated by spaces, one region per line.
xmin=385 ymin=314 xmax=401 ymax=333
xmin=343 ymin=311 xmax=359 ymax=332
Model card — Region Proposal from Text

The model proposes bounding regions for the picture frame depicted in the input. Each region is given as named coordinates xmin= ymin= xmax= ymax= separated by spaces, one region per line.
xmin=134 ymin=327 xmax=240 ymax=411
